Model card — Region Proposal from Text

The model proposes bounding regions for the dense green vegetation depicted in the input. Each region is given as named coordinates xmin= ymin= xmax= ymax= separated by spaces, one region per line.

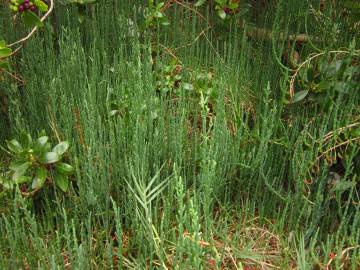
xmin=0 ymin=0 xmax=359 ymax=269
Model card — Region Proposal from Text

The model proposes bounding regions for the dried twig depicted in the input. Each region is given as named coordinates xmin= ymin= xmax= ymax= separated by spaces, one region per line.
xmin=158 ymin=43 xmax=182 ymax=64
xmin=325 ymin=245 xmax=360 ymax=269
xmin=0 ymin=68 xmax=26 ymax=85
xmin=174 ymin=0 xmax=210 ymax=24
xmin=323 ymin=122 xmax=360 ymax=143
xmin=245 ymin=24 xmax=321 ymax=44
xmin=314 ymin=136 xmax=360 ymax=165
xmin=174 ymin=26 xmax=212 ymax=51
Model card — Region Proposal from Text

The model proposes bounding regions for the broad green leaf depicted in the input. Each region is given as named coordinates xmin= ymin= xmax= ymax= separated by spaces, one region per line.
xmin=34 ymin=0 xmax=48 ymax=12
xmin=23 ymin=11 xmax=43 ymax=28
xmin=14 ymin=175 xmax=31 ymax=184
xmin=9 ymin=160 xmax=27 ymax=171
xmin=0 ymin=47 xmax=12 ymax=58
xmin=37 ymin=136 xmax=49 ymax=146
xmin=217 ymin=9 xmax=227 ymax=20
xmin=161 ymin=19 xmax=170 ymax=26
xmin=0 ymin=40 xmax=6 ymax=47
xmin=31 ymin=167 xmax=47 ymax=189
xmin=229 ymin=3 xmax=239 ymax=9
xmin=195 ymin=0 xmax=207 ymax=7
xmin=0 ymin=59 xmax=10 ymax=70
xmin=54 ymin=173 xmax=69 ymax=192
xmin=6 ymin=139 xmax=23 ymax=153
xmin=289 ymin=90 xmax=309 ymax=104
xmin=0 ymin=176 xmax=13 ymax=189
xmin=56 ymin=163 xmax=74 ymax=175
xmin=44 ymin=152 xmax=60 ymax=164
xmin=11 ymin=162 xmax=30 ymax=180
xmin=156 ymin=2 xmax=165 ymax=9
xmin=52 ymin=141 xmax=69 ymax=155
xmin=317 ymin=81 xmax=331 ymax=92
xmin=154 ymin=11 xmax=164 ymax=18
xmin=38 ymin=130 xmax=47 ymax=137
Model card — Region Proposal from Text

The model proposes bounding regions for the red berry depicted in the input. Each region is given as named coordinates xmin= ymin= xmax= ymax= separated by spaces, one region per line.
xmin=24 ymin=0 xmax=30 ymax=3
xmin=223 ymin=7 xmax=231 ymax=14
xmin=29 ymin=5 xmax=36 ymax=11
xmin=24 ymin=2 xmax=30 ymax=8
xmin=18 ymin=5 xmax=25 ymax=12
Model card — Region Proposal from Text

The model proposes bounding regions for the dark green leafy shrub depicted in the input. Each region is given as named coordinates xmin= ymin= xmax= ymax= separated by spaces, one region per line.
xmin=107 ymin=87 xmax=130 ymax=119
xmin=287 ymin=50 xmax=359 ymax=105
xmin=2 ymin=132 xmax=73 ymax=195
xmin=144 ymin=1 xmax=170 ymax=28
xmin=195 ymin=0 xmax=250 ymax=20
xmin=300 ymin=56 xmax=358 ymax=95
xmin=185 ymin=69 xmax=217 ymax=100
xmin=155 ymin=59 xmax=182 ymax=95
xmin=154 ymin=59 xmax=217 ymax=100
xmin=214 ymin=0 xmax=240 ymax=19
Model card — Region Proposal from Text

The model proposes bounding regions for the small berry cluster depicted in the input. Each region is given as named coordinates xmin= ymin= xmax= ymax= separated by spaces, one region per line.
xmin=9 ymin=0 xmax=37 ymax=13
xmin=223 ymin=7 xmax=231 ymax=14
xmin=18 ymin=0 xmax=37 ymax=13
